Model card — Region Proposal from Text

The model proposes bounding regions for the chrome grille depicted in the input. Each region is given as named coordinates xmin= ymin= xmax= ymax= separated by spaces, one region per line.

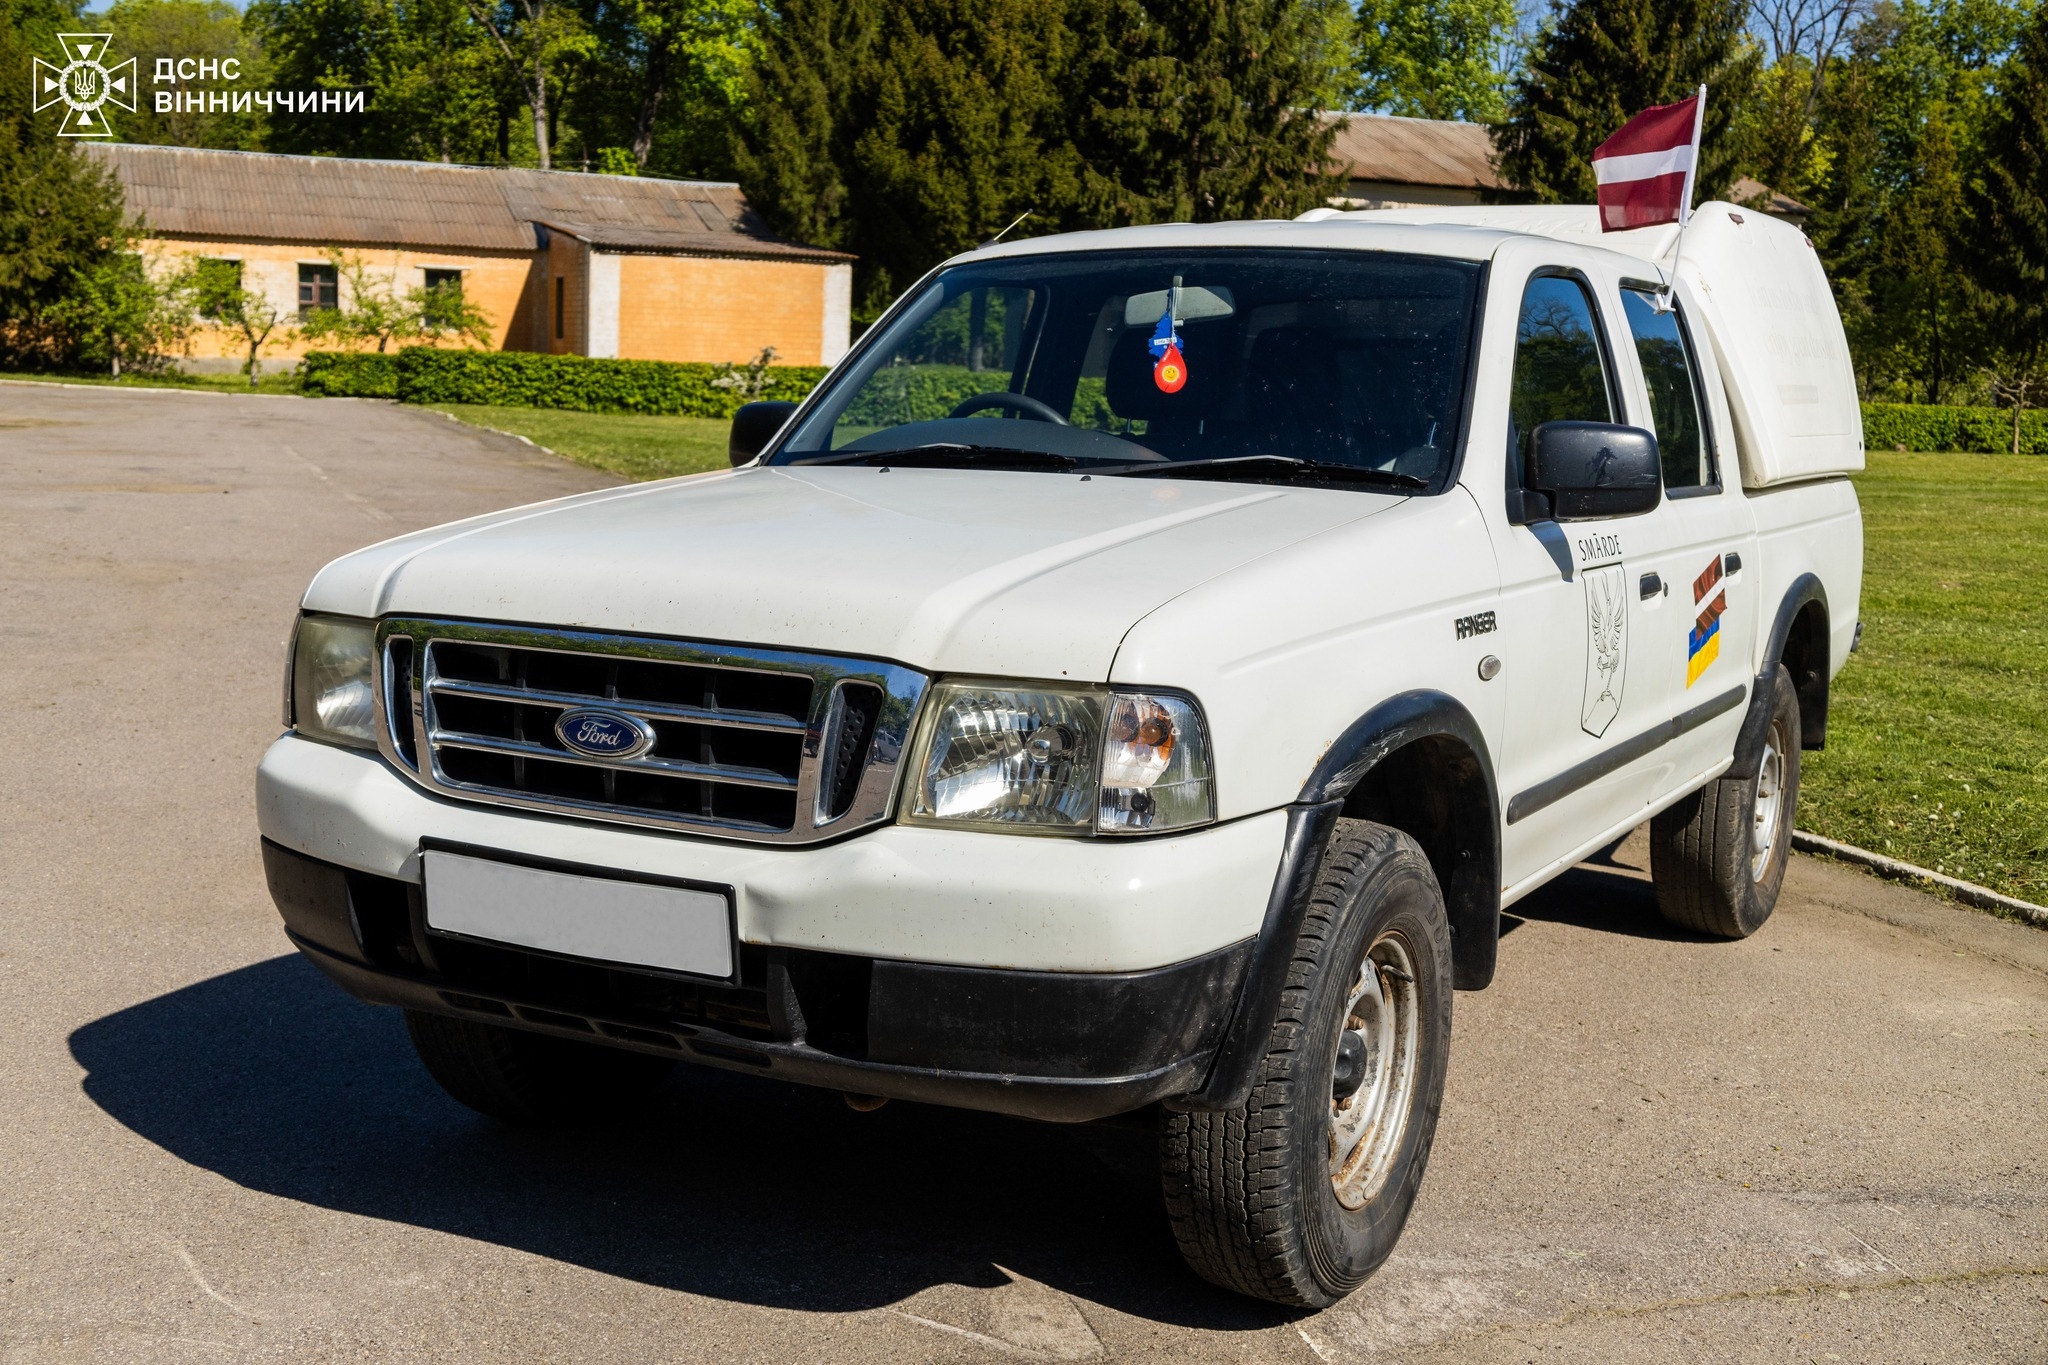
xmin=374 ymin=619 xmax=928 ymax=843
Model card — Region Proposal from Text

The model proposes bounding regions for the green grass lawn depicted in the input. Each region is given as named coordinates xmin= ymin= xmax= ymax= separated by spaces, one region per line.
xmin=427 ymin=404 xmax=732 ymax=481
xmin=1801 ymin=451 xmax=2048 ymax=906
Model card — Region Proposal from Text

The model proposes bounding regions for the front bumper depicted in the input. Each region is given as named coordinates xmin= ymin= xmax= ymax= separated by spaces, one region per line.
xmin=257 ymin=734 xmax=1285 ymax=972
xmin=265 ymin=840 xmax=1251 ymax=1121
xmin=257 ymin=734 xmax=1288 ymax=1121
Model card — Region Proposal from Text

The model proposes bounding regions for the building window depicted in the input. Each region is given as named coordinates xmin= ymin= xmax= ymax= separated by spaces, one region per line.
xmin=193 ymin=258 xmax=242 ymax=319
xmin=422 ymin=268 xmax=463 ymax=328
xmin=298 ymin=262 xmax=338 ymax=318
xmin=554 ymin=276 xmax=565 ymax=340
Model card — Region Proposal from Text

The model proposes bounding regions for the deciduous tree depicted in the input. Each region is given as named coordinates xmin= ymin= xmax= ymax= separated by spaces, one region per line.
xmin=1352 ymin=0 xmax=1520 ymax=123
xmin=104 ymin=0 xmax=269 ymax=150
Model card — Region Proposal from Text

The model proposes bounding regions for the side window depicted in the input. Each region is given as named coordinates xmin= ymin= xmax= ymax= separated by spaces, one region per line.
xmin=298 ymin=262 xmax=338 ymax=319
xmin=422 ymin=268 xmax=463 ymax=328
xmin=1507 ymin=274 xmax=1615 ymax=463
xmin=1621 ymin=289 xmax=1714 ymax=490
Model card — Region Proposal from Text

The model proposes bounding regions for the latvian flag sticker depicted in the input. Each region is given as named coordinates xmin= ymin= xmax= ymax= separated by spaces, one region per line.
xmin=1592 ymin=87 xmax=1705 ymax=233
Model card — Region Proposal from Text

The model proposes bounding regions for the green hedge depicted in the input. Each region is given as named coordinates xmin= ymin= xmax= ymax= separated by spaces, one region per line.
xmin=1861 ymin=402 xmax=2048 ymax=455
xmin=297 ymin=348 xmax=829 ymax=417
xmin=299 ymin=350 xmax=401 ymax=399
xmin=836 ymin=365 xmax=1010 ymax=425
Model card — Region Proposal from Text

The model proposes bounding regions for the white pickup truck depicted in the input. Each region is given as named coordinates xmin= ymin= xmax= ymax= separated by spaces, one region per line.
xmin=259 ymin=201 xmax=1863 ymax=1307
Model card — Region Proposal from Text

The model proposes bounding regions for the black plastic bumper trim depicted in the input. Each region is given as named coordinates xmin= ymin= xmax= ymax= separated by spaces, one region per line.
xmin=290 ymin=933 xmax=1220 ymax=1123
xmin=263 ymin=840 xmax=1251 ymax=1124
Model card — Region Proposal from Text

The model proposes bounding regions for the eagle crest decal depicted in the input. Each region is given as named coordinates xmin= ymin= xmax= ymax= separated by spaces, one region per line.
xmin=1581 ymin=565 xmax=1627 ymax=737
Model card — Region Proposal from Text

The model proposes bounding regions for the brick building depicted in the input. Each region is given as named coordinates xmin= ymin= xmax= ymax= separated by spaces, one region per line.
xmin=83 ymin=143 xmax=854 ymax=373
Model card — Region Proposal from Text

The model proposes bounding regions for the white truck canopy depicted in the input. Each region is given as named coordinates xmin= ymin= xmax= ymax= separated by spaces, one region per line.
xmin=1307 ymin=202 xmax=1865 ymax=488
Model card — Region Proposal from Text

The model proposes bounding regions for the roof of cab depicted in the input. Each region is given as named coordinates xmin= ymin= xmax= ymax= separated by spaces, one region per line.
xmin=955 ymin=206 xmax=1685 ymax=275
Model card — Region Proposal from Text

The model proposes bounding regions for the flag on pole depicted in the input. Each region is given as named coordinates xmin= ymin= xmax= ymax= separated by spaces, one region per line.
xmin=1592 ymin=87 xmax=1706 ymax=232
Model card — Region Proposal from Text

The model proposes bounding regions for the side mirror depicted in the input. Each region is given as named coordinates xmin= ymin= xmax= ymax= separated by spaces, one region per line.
xmin=729 ymin=400 xmax=799 ymax=467
xmin=1525 ymin=421 xmax=1661 ymax=521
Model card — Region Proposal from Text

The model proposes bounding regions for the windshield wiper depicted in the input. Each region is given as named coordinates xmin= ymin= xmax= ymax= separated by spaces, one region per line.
xmin=1105 ymin=455 xmax=1428 ymax=490
xmin=785 ymin=443 xmax=1079 ymax=471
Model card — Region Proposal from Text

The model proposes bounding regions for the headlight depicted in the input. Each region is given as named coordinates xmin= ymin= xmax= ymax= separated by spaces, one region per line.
xmin=904 ymin=682 xmax=1214 ymax=835
xmin=289 ymin=614 xmax=378 ymax=748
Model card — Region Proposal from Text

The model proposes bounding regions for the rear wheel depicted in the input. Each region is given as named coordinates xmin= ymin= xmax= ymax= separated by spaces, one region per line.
xmin=1159 ymin=820 xmax=1452 ymax=1307
xmin=404 ymin=1010 xmax=675 ymax=1125
xmin=1650 ymin=664 xmax=1802 ymax=938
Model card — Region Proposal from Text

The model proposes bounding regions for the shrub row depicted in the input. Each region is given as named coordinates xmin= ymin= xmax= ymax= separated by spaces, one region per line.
xmin=1861 ymin=401 xmax=2048 ymax=455
xmin=299 ymin=350 xmax=401 ymax=399
xmin=297 ymin=348 xmax=1037 ymax=424
xmin=298 ymin=347 xmax=829 ymax=417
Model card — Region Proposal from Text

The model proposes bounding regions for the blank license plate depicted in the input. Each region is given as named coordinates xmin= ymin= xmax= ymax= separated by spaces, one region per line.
xmin=422 ymin=851 xmax=733 ymax=979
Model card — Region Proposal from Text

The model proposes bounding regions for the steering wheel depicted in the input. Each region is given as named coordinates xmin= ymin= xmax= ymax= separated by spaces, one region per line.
xmin=947 ymin=391 xmax=1070 ymax=425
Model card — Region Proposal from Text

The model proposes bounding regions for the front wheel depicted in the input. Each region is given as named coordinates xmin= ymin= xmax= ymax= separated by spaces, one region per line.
xmin=1160 ymin=820 xmax=1453 ymax=1307
xmin=1649 ymin=663 xmax=1803 ymax=938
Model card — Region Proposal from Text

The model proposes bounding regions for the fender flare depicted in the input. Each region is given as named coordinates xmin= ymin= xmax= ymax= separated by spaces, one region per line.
xmin=1170 ymin=692 xmax=1500 ymax=1113
xmin=1729 ymin=574 xmax=1828 ymax=778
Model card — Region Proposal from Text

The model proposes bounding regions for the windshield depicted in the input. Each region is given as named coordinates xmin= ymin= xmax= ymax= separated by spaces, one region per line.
xmin=771 ymin=249 xmax=1483 ymax=486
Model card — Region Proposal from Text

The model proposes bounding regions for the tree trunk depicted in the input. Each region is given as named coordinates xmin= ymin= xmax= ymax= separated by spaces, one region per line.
xmin=531 ymin=70 xmax=551 ymax=170
xmin=632 ymin=35 xmax=672 ymax=168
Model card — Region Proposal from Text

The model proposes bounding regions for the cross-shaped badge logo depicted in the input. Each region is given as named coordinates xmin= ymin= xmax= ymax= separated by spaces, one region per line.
xmin=32 ymin=34 xmax=136 ymax=138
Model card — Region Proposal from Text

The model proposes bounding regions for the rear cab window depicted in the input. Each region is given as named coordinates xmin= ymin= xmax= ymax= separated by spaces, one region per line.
xmin=1620 ymin=289 xmax=1716 ymax=493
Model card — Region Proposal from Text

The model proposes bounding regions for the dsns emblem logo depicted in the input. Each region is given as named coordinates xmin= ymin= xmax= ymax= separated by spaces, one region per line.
xmin=33 ymin=34 xmax=135 ymax=138
xmin=555 ymin=708 xmax=654 ymax=760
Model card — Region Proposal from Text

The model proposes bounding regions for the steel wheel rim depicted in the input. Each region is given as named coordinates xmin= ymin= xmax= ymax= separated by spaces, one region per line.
xmin=1751 ymin=723 xmax=1786 ymax=882
xmin=1328 ymin=932 xmax=1421 ymax=1210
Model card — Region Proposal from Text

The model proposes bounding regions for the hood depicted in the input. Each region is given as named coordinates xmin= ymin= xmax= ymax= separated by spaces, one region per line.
xmin=304 ymin=465 xmax=1401 ymax=680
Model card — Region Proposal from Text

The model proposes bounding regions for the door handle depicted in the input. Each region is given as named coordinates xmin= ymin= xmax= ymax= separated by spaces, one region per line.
xmin=1639 ymin=572 xmax=1664 ymax=600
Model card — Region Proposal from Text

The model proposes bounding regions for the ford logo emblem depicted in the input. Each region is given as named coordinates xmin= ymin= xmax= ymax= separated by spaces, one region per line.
xmin=555 ymin=708 xmax=654 ymax=760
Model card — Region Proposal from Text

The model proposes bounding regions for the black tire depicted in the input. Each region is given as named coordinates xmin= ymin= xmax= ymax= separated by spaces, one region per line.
xmin=403 ymin=1010 xmax=675 ymax=1126
xmin=1160 ymin=820 xmax=1453 ymax=1307
xmin=1649 ymin=663 xmax=1803 ymax=938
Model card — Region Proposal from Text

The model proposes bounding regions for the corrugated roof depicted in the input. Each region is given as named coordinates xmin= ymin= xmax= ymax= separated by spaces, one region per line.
xmin=1324 ymin=114 xmax=1503 ymax=191
xmin=82 ymin=143 xmax=850 ymax=260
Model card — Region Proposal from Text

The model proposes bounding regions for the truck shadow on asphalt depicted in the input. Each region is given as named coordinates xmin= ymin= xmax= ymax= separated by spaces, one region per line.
xmin=68 ymin=841 xmax=1696 ymax=1330
xmin=1500 ymin=829 xmax=1718 ymax=942
xmin=68 ymin=952 xmax=1286 ymax=1331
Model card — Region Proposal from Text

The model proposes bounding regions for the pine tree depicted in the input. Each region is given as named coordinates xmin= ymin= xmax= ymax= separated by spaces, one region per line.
xmin=1494 ymin=0 xmax=1760 ymax=203
xmin=1062 ymin=0 xmax=1349 ymax=226
xmin=849 ymin=0 xmax=1079 ymax=303
xmin=732 ymin=0 xmax=879 ymax=263
xmin=0 ymin=0 xmax=137 ymax=367
xmin=1961 ymin=3 xmax=2048 ymax=447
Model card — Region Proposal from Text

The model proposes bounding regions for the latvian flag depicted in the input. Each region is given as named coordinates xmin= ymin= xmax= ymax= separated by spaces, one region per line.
xmin=1592 ymin=87 xmax=1706 ymax=232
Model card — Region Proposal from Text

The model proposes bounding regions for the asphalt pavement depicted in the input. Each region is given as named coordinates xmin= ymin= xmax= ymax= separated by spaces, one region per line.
xmin=2 ymin=381 xmax=2043 ymax=1363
